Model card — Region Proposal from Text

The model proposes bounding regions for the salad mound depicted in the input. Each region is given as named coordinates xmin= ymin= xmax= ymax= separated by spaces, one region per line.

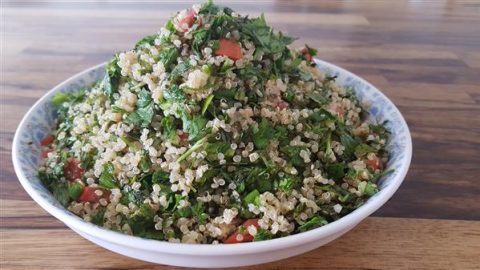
xmin=39 ymin=1 xmax=391 ymax=244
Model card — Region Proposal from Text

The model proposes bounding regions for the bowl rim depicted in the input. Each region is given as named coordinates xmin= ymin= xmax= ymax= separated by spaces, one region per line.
xmin=12 ymin=59 xmax=412 ymax=256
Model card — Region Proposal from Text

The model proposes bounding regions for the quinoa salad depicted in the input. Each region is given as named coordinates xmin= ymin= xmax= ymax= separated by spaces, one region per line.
xmin=38 ymin=1 xmax=392 ymax=244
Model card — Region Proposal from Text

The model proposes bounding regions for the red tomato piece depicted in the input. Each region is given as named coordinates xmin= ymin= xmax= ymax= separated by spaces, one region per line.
xmin=300 ymin=47 xmax=313 ymax=62
xmin=179 ymin=132 xmax=189 ymax=142
xmin=78 ymin=187 xmax=111 ymax=203
xmin=215 ymin=39 xmax=243 ymax=61
xmin=224 ymin=219 xmax=260 ymax=244
xmin=41 ymin=149 xmax=53 ymax=158
xmin=64 ymin=158 xmax=85 ymax=181
xmin=41 ymin=134 xmax=54 ymax=146
xmin=366 ymin=157 xmax=382 ymax=171
xmin=275 ymin=100 xmax=289 ymax=110
xmin=335 ymin=106 xmax=345 ymax=117
xmin=178 ymin=9 xmax=197 ymax=32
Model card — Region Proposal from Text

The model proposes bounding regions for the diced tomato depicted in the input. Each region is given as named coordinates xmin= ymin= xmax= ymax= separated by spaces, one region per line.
xmin=40 ymin=134 xmax=54 ymax=146
xmin=335 ymin=106 xmax=345 ymax=117
xmin=179 ymin=132 xmax=189 ymax=142
xmin=178 ymin=9 xmax=197 ymax=32
xmin=224 ymin=219 xmax=260 ymax=244
xmin=366 ymin=156 xmax=382 ymax=171
xmin=215 ymin=39 xmax=243 ymax=61
xmin=41 ymin=149 xmax=53 ymax=158
xmin=64 ymin=158 xmax=85 ymax=181
xmin=78 ymin=187 xmax=111 ymax=203
xmin=275 ymin=99 xmax=289 ymax=110
xmin=178 ymin=132 xmax=189 ymax=146
xmin=300 ymin=47 xmax=313 ymax=62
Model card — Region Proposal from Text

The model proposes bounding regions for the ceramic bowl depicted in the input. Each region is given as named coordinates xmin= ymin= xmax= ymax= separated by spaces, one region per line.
xmin=12 ymin=59 xmax=412 ymax=268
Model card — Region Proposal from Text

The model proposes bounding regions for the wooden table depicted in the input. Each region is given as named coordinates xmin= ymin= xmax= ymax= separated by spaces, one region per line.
xmin=2 ymin=1 xmax=480 ymax=269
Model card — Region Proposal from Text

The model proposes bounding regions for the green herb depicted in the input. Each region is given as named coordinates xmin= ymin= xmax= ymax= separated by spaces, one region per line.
xmin=53 ymin=181 xmax=70 ymax=206
xmin=120 ymin=189 xmax=144 ymax=205
xmin=128 ymin=203 xmax=155 ymax=235
xmin=325 ymin=75 xmax=337 ymax=82
xmin=299 ymin=70 xmax=313 ymax=81
xmin=170 ymin=61 xmax=190 ymax=83
xmin=280 ymin=145 xmax=307 ymax=167
xmin=371 ymin=169 xmax=394 ymax=183
xmin=309 ymin=109 xmax=335 ymax=123
xmin=99 ymin=162 xmax=118 ymax=189
xmin=192 ymin=28 xmax=209 ymax=55
xmin=124 ymin=88 xmax=154 ymax=128
xmin=242 ymin=14 xmax=296 ymax=55
xmin=80 ymin=151 xmax=95 ymax=170
xmin=138 ymin=230 xmax=165 ymax=241
xmin=177 ymin=136 xmax=208 ymax=162
xmin=205 ymin=141 xmax=235 ymax=159
xmin=278 ymin=175 xmax=297 ymax=192
xmin=159 ymin=47 xmax=179 ymax=71
xmin=192 ymin=202 xmax=208 ymax=225
xmin=325 ymin=163 xmax=346 ymax=180
xmin=163 ymin=85 xmax=186 ymax=103
xmin=305 ymin=44 xmax=318 ymax=57
xmin=68 ymin=182 xmax=84 ymax=200
xmin=354 ymin=143 xmax=375 ymax=158
xmin=202 ymin=94 xmax=214 ymax=115
xmin=324 ymin=131 xmax=335 ymax=162
xmin=152 ymin=170 xmax=170 ymax=184
xmin=135 ymin=34 xmax=157 ymax=49
xmin=111 ymin=105 xmax=127 ymax=113
xmin=51 ymin=93 xmax=69 ymax=107
xmin=252 ymin=118 xmax=274 ymax=149
xmin=340 ymin=133 xmax=360 ymax=161
xmin=181 ymin=113 xmax=208 ymax=141
xmin=160 ymin=115 xmax=180 ymax=144
xmin=39 ymin=171 xmax=70 ymax=206
xmin=306 ymin=91 xmax=329 ymax=106
xmin=139 ymin=151 xmax=151 ymax=173
xmin=91 ymin=207 xmax=106 ymax=226
xmin=243 ymin=189 xmax=260 ymax=206
xmin=253 ymin=228 xmax=272 ymax=241
xmin=51 ymin=90 xmax=86 ymax=107
xmin=104 ymin=55 xmax=121 ymax=99
xmin=298 ymin=216 xmax=327 ymax=232
xmin=358 ymin=181 xmax=378 ymax=197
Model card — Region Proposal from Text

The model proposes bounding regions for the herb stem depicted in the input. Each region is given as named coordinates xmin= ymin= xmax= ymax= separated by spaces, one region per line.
xmin=176 ymin=136 xmax=209 ymax=163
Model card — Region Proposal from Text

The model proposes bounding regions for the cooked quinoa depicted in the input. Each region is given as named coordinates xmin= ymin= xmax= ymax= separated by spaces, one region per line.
xmin=38 ymin=1 xmax=391 ymax=244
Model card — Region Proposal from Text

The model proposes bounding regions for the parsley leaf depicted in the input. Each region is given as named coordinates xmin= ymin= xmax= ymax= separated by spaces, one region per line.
xmin=99 ymin=162 xmax=118 ymax=189
xmin=181 ymin=113 xmax=208 ymax=142
xmin=160 ymin=115 xmax=180 ymax=144
xmin=68 ymin=182 xmax=84 ymax=200
xmin=91 ymin=207 xmax=106 ymax=226
xmin=280 ymin=145 xmax=307 ymax=167
xmin=51 ymin=90 xmax=86 ymax=107
xmin=242 ymin=14 xmax=296 ymax=55
xmin=252 ymin=118 xmax=274 ymax=149
xmin=159 ymin=47 xmax=179 ymax=71
xmin=306 ymin=91 xmax=329 ymax=106
xmin=124 ymin=89 xmax=155 ymax=128
xmin=253 ymin=228 xmax=273 ymax=241
xmin=104 ymin=54 xmax=122 ymax=99
xmin=135 ymin=34 xmax=157 ymax=49
xmin=128 ymin=203 xmax=155 ymax=235
xmin=298 ymin=216 xmax=327 ymax=232
xmin=325 ymin=163 xmax=346 ymax=179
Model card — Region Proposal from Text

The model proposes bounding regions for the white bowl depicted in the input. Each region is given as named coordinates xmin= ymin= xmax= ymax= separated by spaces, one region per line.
xmin=12 ymin=59 xmax=412 ymax=268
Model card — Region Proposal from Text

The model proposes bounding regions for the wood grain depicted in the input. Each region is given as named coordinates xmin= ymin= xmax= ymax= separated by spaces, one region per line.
xmin=2 ymin=217 xmax=480 ymax=270
xmin=2 ymin=0 xmax=480 ymax=269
